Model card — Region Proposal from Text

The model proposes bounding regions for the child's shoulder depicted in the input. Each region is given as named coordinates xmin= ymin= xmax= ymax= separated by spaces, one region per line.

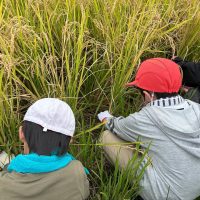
xmin=67 ymin=160 xmax=84 ymax=169
xmin=60 ymin=160 xmax=86 ymax=175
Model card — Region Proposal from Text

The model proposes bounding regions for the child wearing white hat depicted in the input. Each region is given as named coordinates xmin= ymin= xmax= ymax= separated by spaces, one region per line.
xmin=0 ymin=98 xmax=89 ymax=200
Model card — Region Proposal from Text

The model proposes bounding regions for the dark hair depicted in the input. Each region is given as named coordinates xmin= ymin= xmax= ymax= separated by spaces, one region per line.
xmin=154 ymin=92 xmax=178 ymax=99
xmin=137 ymin=88 xmax=178 ymax=99
xmin=22 ymin=121 xmax=71 ymax=156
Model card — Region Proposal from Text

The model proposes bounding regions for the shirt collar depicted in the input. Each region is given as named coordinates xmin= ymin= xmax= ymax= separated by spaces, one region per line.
xmin=149 ymin=95 xmax=184 ymax=107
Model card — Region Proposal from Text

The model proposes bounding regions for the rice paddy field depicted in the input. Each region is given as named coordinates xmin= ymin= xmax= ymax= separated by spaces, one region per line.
xmin=0 ymin=0 xmax=200 ymax=199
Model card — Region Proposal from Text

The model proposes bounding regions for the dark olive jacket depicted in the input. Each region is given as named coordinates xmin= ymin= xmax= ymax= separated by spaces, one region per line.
xmin=0 ymin=160 xmax=89 ymax=200
xmin=172 ymin=57 xmax=200 ymax=103
xmin=172 ymin=57 xmax=200 ymax=87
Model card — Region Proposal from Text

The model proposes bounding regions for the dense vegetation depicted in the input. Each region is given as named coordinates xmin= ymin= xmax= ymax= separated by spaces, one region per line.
xmin=0 ymin=0 xmax=200 ymax=199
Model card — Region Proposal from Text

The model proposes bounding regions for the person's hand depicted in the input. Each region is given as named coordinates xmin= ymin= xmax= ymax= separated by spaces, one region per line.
xmin=181 ymin=86 xmax=190 ymax=93
xmin=97 ymin=111 xmax=113 ymax=122
xmin=0 ymin=151 xmax=9 ymax=169
xmin=171 ymin=55 xmax=177 ymax=60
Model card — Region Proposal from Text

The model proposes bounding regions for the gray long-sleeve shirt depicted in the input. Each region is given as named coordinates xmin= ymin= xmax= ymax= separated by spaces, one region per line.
xmin=106 ymin=96 xmax=200 ymax=200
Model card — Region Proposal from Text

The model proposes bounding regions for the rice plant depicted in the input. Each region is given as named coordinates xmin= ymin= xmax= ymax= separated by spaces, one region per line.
xmin=0 ymin=0 xmax=200 ymax=198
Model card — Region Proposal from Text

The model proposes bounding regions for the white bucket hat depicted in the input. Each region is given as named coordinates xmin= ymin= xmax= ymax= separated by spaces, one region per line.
xmin=24 ymin=98 xmax=75 ymax=137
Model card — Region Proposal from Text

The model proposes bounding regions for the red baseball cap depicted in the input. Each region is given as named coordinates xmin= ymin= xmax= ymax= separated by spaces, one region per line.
xmin=126 ymin=58 xmax=182 ymax=93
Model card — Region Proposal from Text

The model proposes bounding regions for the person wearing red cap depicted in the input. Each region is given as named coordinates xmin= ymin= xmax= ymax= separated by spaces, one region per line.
xmin=98 ymin=58 xmax=200 ymax=200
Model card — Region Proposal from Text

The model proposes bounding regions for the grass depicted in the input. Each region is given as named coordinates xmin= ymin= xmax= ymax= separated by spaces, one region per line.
xmin=0 ymin=0 xmax=200 ymax=199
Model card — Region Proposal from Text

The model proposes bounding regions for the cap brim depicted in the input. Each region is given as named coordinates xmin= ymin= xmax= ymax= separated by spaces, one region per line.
xmin=125 ymin=80 xmax=138 ymax=87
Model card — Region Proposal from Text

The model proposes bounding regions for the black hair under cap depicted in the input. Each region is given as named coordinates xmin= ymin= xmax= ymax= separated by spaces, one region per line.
xmin=22 ymin=121 xmax=71 ymax=156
